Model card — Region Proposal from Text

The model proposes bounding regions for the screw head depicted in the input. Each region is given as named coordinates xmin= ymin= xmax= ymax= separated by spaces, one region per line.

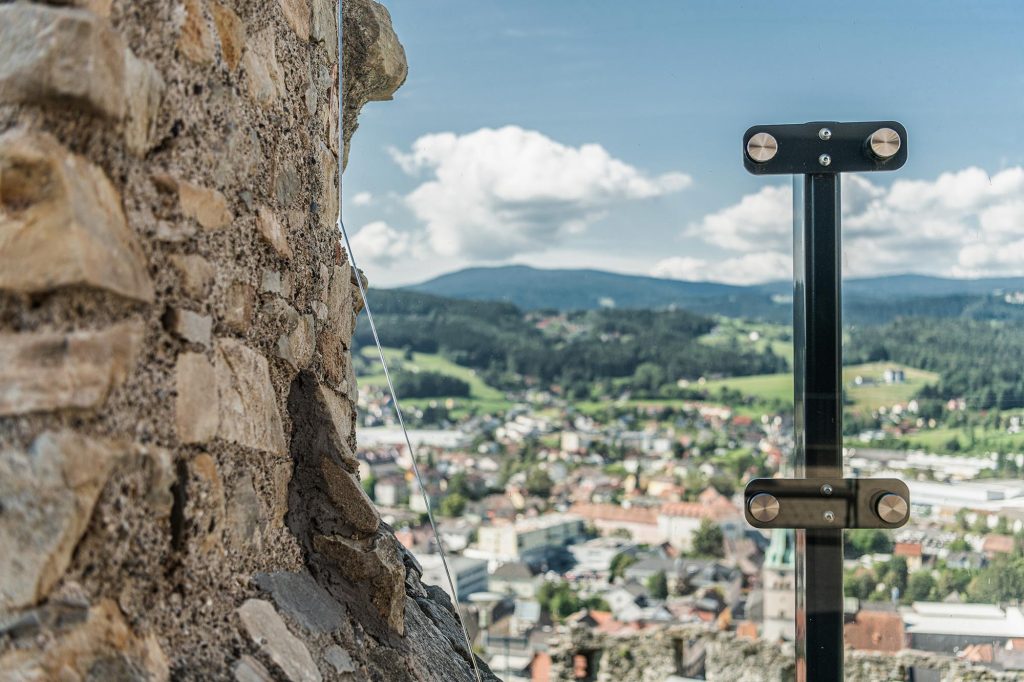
xmin=818 ymin=127 xmax=832 ymax=141
xmin=818 ymin=153 xmax=832 ymax=167
xmin=748 ymin=493 xmax=780 ymax=523
xmin=869 ymin=127 xmax=901 ymax=159
xmin=821 ymin=484 xmax=834 ymax=496
xmin=746 ymin=132 xmax=778 ymax=163
xmin=876 ymin=493 xmax=909 ymax=524
xmin=823 ymin=510 xmax=836 ymax=523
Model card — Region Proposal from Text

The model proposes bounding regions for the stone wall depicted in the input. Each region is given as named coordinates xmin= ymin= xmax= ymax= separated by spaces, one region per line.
xmin=544 ymin=624 xmax=1019 ymax=682
xmin=0 ymin=1 xmax=495 ymax=680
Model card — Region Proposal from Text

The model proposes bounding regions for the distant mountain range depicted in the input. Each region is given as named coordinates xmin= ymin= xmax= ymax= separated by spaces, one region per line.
xmin=403 ymin=265 xmax=1024 ymax=323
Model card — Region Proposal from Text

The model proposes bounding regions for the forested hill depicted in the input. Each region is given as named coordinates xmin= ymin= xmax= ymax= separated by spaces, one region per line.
xmin=358 ymin=288 xmax=1024 ymax=409
xmin=354 ymin=289 xmax=787 ymax=395
xmin=849 ymin=318 xmax=1024 ymax=410
xmin=409 ymin=265 xmax=1024 ymax=324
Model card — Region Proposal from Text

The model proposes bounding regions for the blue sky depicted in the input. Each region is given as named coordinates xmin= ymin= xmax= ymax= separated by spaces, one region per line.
xmin=344 ymin=0 xmax=1024 ymax=287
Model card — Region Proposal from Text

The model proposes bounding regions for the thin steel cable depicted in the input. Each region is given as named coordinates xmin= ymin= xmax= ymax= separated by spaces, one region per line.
xmin=336 ymin=4 xmax=483 ymax=680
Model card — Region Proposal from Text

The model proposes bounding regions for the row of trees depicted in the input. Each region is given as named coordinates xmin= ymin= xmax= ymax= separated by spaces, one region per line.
xmin=845 ymin=555 xmax=1024 ymax=605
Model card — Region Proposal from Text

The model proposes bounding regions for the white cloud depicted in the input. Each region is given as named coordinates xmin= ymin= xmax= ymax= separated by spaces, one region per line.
xmin=389 ymin=125 xmax=691 ymax=259
xmin=652 ymin=252 xmax=791 ymax=285
xmin=349 ymin=221 xmax=417 ymax=267
xmin=686 ymin=167 xmax=1024 ymax=281
xmin=352 ymin=191 xmax=373 ymax=206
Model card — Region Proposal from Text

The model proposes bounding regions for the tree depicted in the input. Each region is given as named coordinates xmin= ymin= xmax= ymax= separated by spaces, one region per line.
xmin=438 ymin=492 xmax=466 ymax=517
xmin=362 ymin=475 xmax=377 ymax=501
xmin=525 ymin=468 xmax=553 ymax=497
xmin=610 ymin=552 xmax=638 ymax=579
xmin=845 ymin=529 xmax=894 ymax=558
xmin=844 ymin=569 xmax=876 ymax=600
xmin=647 ymin=570 xmax=669 ymax=599
xmin=538 ymin=581 xmax=581 ymax=621
xmin=905 ymin=572 xmax=936 ymax=603
xmin=692 ymin=518 xmax=725 ymax=558
xmin=967 ymin=556 xmax=1024 ymax=603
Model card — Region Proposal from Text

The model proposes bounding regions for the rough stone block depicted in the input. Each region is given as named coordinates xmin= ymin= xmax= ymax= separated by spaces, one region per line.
xmin=211 ymin=1 xmax=245 ymax=72
xmin=124 ymin=49 xmax=165 ymax=157
xmin=215 ymin=338 xmax=287 ymax=455
xmin=254 ymin=570 xmax=346 ymax=633
xmin=314 ymin=378 xmax=357 ymax=470
xmin=0 ymin=4 xmax=126 ymax=118
xmin=320 ymin=451 xmax=379 ymax=534
xmin=0 ymin=321 xmax=144 ymax=416
xmin=279 ymin=0 xmax=311 ymax=41
xmin=0 ymin=600 xmax=170 ymax=680
xmin=170 ymin=254 xmax=216 ymax=298
xmin=234 ymin=655 xmax=274 ymax=682
xmin=320 ymin=263 xmax=355 ymax=384
xmin=175 ymin=352 xmax=218 ymax=444
xmin=244 ymin=29 xmax=285 ymax=109
xmin=0 ymin=432 xmax=124 ymax=611
xmin=311 ymin=0 xmax=337 ymax=61
xmin=278 ymin=314 xmax=316 ymax=370
xmin=0 ymin=129 xmax=154 ymax=302
xmin=225 ymin=472 xmax=264 ymax=549
xmin=164 ymin=308 xmax=213 ymax=347
xmin=261 ymin=269 xmax=283 ymax=295
xmin=324 ymin=646 xmax=356 ymax=673
xmin=188 ymin=452 xmax=226 ymax=553
xmin=257 ymin=206 xmax=293 ymax=259
xmin=178 ymin=0 xmax=215 ymax=64
xmin=236 ymin=599 xmax=322 ymax=682
xmin=313 ymin=533 xmax=406 ymax=635
xmin=223 ymin=281 xmax=256 ymax=333
xmin=178 ymin=179 xmax=233 ymax=230
xmin=316 ymin=140 xmax=338 ymax=230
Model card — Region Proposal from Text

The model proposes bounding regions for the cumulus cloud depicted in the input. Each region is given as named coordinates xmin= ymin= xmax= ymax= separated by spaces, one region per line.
xmin=349 ymin=221 xmax=418 ymax=267
xmin=652 ymin=252 xmax=791 ymax=285
xmin=682 ymin=167 xmax=1024 ymax=281
xmin=389 ymin=125 xmax=691 ymax=259
xmin=352 ymin=191 xmax=373 ymax=206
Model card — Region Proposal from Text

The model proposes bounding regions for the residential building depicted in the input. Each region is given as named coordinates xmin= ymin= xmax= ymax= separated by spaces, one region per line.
xmin=568 ymin=536 xmax=638 ymax=574
xmin=418 ymin=554 xmax=489 ymax=601
xmin=489 ymin=562 xmax=540 ymax=599
xmin=902 ymin=602 xmax=1024 ymax=653
xmin=569 ymin=503 xmax=662 ymax=544
xmin=469 ymin=513 xmax=585 ymax=565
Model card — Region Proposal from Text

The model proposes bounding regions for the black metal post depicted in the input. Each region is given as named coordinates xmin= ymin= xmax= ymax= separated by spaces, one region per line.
xmin=796 ymin=173 xmax=844 ymax=680
xmin=742 ymin=121 xmax=909 ymax=681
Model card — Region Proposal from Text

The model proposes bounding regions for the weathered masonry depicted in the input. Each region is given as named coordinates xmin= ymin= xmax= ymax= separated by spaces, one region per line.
xmin=0 ymin=1 xmax=494 ymax=679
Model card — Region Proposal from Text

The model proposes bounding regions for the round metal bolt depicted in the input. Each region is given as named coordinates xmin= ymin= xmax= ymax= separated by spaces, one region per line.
xmin=748 ymin=493 xmax=780 ymax=523
xmin=868 ymin=127 xmax=901 ymax=159
xmin=818 ymin=127 xmax=832 ymax=141
xmin=747 ymin=132 xmax=778 ymax=163
xmin=876 ymin=493 xmax=909 ymax=524
xmin=818 ymin=153 xmax=832 ymax=167
xmin=821 ymin=484 xmax=834 ymax=496
xmin=823 ymin=510 xmax=836 ymax=523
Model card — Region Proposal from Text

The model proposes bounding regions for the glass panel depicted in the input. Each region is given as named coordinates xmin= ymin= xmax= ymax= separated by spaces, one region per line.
xmin=345 ymin=2 xmax=1024 ymax=681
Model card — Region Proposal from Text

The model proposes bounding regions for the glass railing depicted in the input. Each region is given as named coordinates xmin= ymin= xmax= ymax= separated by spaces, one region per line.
xmin=345 ymin=2 xmax=1024 ymax=680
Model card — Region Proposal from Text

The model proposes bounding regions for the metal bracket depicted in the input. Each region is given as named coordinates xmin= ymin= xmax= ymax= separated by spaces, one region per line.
xmin=743 ymin=478 xmax=910 ymax=530
xmin=743 ymin=121 xmax=908 ymax=175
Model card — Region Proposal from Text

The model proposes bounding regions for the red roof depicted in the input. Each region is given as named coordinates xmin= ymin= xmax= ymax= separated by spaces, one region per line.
xmin=569 ymin=503 xmax=658 ymax=525
xmin=894 ymin=542 xmax=923 ymax=558
xmin=844 ymin=611 xmax=904 ymax=653
xmin=982 ymin=534 xmax=1015 ymax=554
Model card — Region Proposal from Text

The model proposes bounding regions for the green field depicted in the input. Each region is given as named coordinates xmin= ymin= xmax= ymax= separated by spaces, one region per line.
xmin=901 ymin=424 xmax=1024 ymax=454
xmin=358 ymin=348 xmax=512 ymax=414
xmin=699 ymin=319 xmax=795 ymax=367
xmin=703 ymin=362 xmax=939 ymax=413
